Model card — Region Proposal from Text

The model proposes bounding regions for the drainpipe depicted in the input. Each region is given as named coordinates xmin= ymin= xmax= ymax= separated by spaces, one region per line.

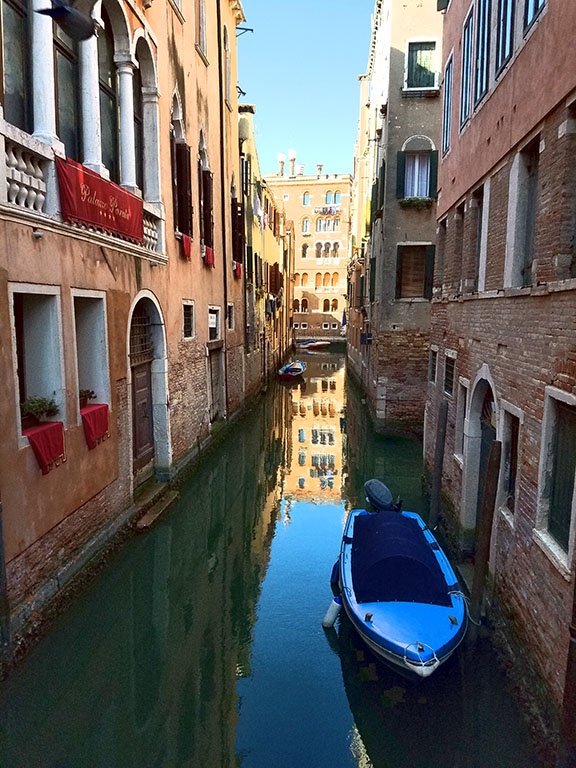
xmin=216 ymin=0 xmax=230 ymax=416
xmin=0 ymin=501 xmax=10 ymax=650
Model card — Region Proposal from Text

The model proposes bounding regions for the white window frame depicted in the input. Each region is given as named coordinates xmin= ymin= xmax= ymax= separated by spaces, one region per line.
xmin=429 ymin=344 xmax=439 ymax=384
xmin=442 ymin=52 xmax=454 ymax=155
xmin=404 ymin=152 xmax=431 ymax=198
xmin=227 ymin=303 xmax=235 ymax=331
xmin=301 ymin=322 xmax=308 ymax=330
xmin=72 ymin=288 xmax=111 ymax=421
xmin=183 ymin=300 xmax=195 ymax=340
xmin=403 ymin=39 xmax=440 ymax=91
xmin=460 ymin=7 xmax=474 ymax=126
xmin=443 ymin=349 xmax=457 ymax=397
xmin=534 ymin=387 xmax=576 ymax=577
xmin=208 ymin=305 xmax=221 ymax=341
xmin=454 ymin=377 xmax=469 ymax=465
xmin=497 ymin=399 xmax=523 ymax=525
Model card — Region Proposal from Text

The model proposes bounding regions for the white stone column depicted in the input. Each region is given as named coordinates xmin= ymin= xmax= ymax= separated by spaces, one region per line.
xmin=31 ymin=0 xmax=57 ymax=144
xmin=142 ymin=86 xmax=162 ymax=204
xmin=79 ymin=33 xmax=106 ymax=175
xmin=116 ymin=57 xmax=137 ymax=192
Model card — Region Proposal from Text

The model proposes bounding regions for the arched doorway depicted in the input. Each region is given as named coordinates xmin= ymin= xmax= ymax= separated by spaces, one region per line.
xmin=461 ymin=372 xmax=498 ymax=553
xmin=128 ymin=293 xmax=170 ymax=483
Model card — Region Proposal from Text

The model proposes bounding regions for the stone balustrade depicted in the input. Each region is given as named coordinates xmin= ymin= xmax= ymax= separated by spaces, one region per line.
xmin=5 ymin=135 xmax=50 ymax=213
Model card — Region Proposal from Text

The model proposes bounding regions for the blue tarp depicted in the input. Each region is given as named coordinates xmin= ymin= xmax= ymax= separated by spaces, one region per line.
xmin=351 ymin=512 xmax=452 ymax=606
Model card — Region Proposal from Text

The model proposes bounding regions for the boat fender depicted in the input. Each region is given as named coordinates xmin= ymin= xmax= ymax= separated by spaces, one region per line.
xmin=364 ymin=612 xmax=373 ymax=623
xmin=322 ymin=597 xmax=341 ymax=628
xmin=330 ymin=560 xmax=340 ymax=597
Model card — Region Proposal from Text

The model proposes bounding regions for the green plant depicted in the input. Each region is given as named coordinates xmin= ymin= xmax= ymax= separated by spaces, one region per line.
xmin=398 ymin=197 xmax=434 ymax=210
xmin=20 ymin=396 xmax=59 ymax=419
xmin=79 ymin=389 xmax=96 ymax=401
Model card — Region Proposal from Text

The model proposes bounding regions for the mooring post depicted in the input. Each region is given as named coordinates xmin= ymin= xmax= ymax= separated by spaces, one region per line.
xmin=0 ymin=501 xmax=10 ymax=649
xmin=556 ymin=577 xmax=576 ymax=768
xmin=429 ymin=399 xmax=449 ymax=528
xmin=469 ymin=441 xmax=501 ymax=640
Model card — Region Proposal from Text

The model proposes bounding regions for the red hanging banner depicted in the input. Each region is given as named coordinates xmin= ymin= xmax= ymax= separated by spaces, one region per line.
xmin=55 ymin=157 xmax=144 ymax=245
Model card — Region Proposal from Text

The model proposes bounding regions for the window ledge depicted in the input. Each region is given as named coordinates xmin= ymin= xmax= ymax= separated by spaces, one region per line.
xmin=206 ymin=339 xmax=223 ymax=351
xmin=533 ymin=529 xmax=572 ymax=581
xmin=225 ymin=99 xmax=233 ymax=113
xmin=167 ymin=0 xmax=185 ymax=22
xmin=401 ymin=87 xmax=440 ymax=98
xmin=499 ymin=505 xmax=515 ymax=530
xmin=453 ymin=453 xmax=464 ymax=469
xmin=398 ymin=197 xmax=434 ymax=209
xmin=196 ymin=44 xmax=209 ymax=67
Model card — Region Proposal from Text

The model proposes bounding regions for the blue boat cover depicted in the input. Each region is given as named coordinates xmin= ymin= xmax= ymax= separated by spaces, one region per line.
xmin=351 ymin=512 xmax=452 ymax=606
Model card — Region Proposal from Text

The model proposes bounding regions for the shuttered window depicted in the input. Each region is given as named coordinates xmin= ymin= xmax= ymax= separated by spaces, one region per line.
xmin=396 ymin=245 xmax=434 ymax=299
xmin=172 ymin=141 xmax=193 ymax=236
xmin=548 ymin=402 xmax=576 ymax=551
xmin=199 ymin=165 xmax=214 ymax=247
xmin=406 ymin=42 xmax=436 ymax=88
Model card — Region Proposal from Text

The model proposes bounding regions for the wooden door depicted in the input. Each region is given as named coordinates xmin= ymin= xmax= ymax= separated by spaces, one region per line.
xmin=132 ymin=361 xmax=154 ymax=469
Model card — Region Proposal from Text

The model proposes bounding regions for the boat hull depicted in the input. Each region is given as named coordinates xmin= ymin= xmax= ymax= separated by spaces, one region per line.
xmin=337 ymin=508 xmax=467 ymax=679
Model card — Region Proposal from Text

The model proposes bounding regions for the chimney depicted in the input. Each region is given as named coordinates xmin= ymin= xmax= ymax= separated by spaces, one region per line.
xmin=288 ymin=149 xmax=296 ymax=176
xmin=317 ymin=163 xmax=323 ymax=176
xmin=277 ymin=152 xmax=286 ymax=176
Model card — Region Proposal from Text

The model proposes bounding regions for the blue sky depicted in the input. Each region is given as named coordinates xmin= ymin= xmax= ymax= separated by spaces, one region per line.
xmin=237 ymin=0 xmax=375 ymax=176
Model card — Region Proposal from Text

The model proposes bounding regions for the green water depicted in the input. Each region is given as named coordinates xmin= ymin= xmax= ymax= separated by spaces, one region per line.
xmin=0 ymin=352 xmax=541 ymax=768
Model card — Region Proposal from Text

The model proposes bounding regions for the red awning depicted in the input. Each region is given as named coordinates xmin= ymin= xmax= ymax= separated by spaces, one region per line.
xmin=56 ymin=157 xmax=144 ymax=245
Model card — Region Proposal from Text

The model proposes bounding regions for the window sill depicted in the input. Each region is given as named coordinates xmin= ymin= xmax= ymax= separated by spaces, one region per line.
xmin=453 ymin=453 xmax=463 ymax=469
xmin=401 ymin=87 xmax=440 ymax=98
xmin=499 ymin=505 xmax=515 ymax=530
xmin=167 ymin=0 xmax=185 ymax=22
xmin=398 ymin=197 xmax=434 ymax=209
xmin=207 ymin=339 xmax=223 ymax=351
xmin=225 ymin=99 xmax=233 ymax=113
xmin=196 ymin=44 xmax=209 ymax=67
xmin=533 ymin=529 xmax=572 ymax=581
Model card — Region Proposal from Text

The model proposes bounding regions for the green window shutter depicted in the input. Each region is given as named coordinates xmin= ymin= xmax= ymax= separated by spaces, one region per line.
xmin=396 ymin=152 xmax=406 ymax=199
xmin=549 ymin=402 xmax=576 ymax=551
xmin=378 ymin=161 xmax=386 ymax=208
xmin=424 ymin=245 xmax=435 ymax=299
xmin=369 ymin=257 xmax=376 ymax=302
xmin=395 ymin=246 xmax=403 ymax=298
xmin=370 ymin=180 xmax=378 ymax=224
xmin=437 ymin=0 xmax=449 ymax=10
xmin=429 ymin=151 xmax=439 ymax=198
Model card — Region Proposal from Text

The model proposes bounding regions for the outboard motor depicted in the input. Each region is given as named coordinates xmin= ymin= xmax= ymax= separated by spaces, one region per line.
xmin=364 ymin=479 xmax=402 ymax=512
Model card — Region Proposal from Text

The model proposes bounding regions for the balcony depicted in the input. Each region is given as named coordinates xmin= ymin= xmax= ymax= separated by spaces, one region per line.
xmin=0 ymin=121 xmax=166 ymax=263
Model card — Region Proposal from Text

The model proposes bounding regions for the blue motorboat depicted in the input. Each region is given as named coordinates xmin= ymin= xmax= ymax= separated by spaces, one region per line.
xmin=331 ymin=480 xmax=467 ymax=679
xmin=278 ymin=360 xmax=307 ymax=381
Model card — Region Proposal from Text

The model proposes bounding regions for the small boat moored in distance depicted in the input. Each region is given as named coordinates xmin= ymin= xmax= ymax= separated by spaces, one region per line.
xmin=278 ymin=360 xmax=307 ymax=381
xmin=295 ymin=339 xmax=331 ymax=349
xmin=331 ymin=479 xmax=467 ymax=679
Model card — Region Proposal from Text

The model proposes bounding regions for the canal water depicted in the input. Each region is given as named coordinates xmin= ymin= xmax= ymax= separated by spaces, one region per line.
xmin=0 ymin=351 xmax=542 ymax=768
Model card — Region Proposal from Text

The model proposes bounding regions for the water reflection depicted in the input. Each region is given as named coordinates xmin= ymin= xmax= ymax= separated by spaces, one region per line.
xmin=0 ymin=351 xmax=542 ymax=768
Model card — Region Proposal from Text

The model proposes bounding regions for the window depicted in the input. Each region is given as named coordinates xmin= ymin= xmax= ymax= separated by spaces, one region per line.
xmin=316 ymin=218 xmax=324 ymax=232
xmin=294 ymin=273 xmax=301 ymax=287
xmin=501 ymin=408 xmax=520 ymax=513
xmin=301 ymin=273 xmax=309 ymax=286
xmin=473 ymin=185 xmax=485 ymax=291
xmin=315 ymin=273 xmax=322 ymax=289
xmin=11 ymin=286 xmax=64 ymax=432
xmin=98 ymin=8 xmax=120 ymax=182
xmin=171 ymin=132 xmax=193 ymax=236
xmin=525 ymin=0 xmax=545 ymax=29
xmin=323 ymin=272 xmax=331 ymax=287
xmin=324 ymin=243 xmax=331 ymax=258
xmin=315 ymin=243 xmax=322 ymax=259
xmin=227 ymin=303 xmax=234 ymax=331
xmin=332 ymin=273 xmax=338 ymax=287
xmin=406 ymin=42 xmax=437 ymax=89
xmin=133 ymin=60 xmax=144 ymax=190
xmin=323 ymin=299 xmax=330 ymax=311
xmin=444 ymin=354 xmax=456 ymax=397
xmin=208 ymin=307 xmax=220 ymax=340
xmin=396 ymin=245 xmax=435 ymax=299
xmin=428 ymin=348 xmax=438 ymax=383
xmin=294 ymin=322 xmax=300 ymax=329
xmin=2 ymin=0 xmax=31 ymax=132
xmin=302 ymin=218 xmax=310 ymax=233
xmin=196 ymin=0 xmax=207 ymax=56
xmin=302 ymin=244 xmax=309 ymax=259
xmin=322 ymin=323 xmax=330 ymax=330
xmin=331 ymin=323 xmax=339 ymax=329
xmin=293 ymin=299 xmax=300 ymax=311
xmin=301 ymin=322 xmax=308 ymax=330
xmin=461 ymin=10 xmax=474 ymax=125
xmin=333 ymin=242 xmax=340 ymax=258
xmin=497 ymin=0 xmax=515 ymax=72
xmin=199 ymin=156 xmax=214 ymax=248
xmin=475 ymin=0 xmax=491 ymax=104
xmin=405 ymin=153 xmax=430 ymax=198
xmin=331 ymin=299 xmax=338 ymax=311
xmin=442 ymin=55 xmax=453 ymax=155
xmin=334 ymin=191 xmax=341 ymax=204
xmin=301 ymin=299 xmax=308 ymax=313
xmin=224 ymin=27 xmax=231 ymax=103
xmin=183 ymin=302 xmax=195 ymax=338
xmin=326 ymin=191 xmax=333 ymax=204
xmin=55 ymin=28 xmax=81 ymax=161
xmin=506 ymin=137 xmax=539 ymax=287
xmin=538 ymin=391 xmax=576 ymax=556
xmin=454 ymin=381 xmax=468 ymax=458
xmin=303 ymin=192 xmax=310 ymax=205
xmin=73 ymin=292 xmax=110 ymax=414
xmin=333 ymin=219 xmax=340 ymax=231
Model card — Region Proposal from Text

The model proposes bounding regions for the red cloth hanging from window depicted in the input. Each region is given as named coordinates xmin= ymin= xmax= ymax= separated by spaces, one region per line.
xmin=181 ymin=234 xmax=192 ymax=259
xmin=23 ymin=421 xmax=66 ymax=474
xmin=80 ymin=403 xmax=110 ymax=449
xmin=233 ymin=261 xmax=242 ymax=279
xmin=204 ymin=245 xmax=215 ymax=267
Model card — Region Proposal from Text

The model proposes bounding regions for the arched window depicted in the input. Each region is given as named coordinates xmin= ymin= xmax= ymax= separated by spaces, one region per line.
xmin=301 ymin=298 xmax=309 ymax=312
xmin=315 ymin=273 xmax=322 ymax=289
xmin=3 ymin=0 xmax=31 ymax=132
xmin=333 ymin=242 xmax=340 ymax=258
xmin=324 ymin=243 xmax=330 ymax=257
xmin=323 ymin=272 xmax=331 ymax=287
xmin=135 ymin=36 xmax=160 ymax=202
xmin=302 ymin=272 xmax=309 ymax=286
xmin=315 ymin=243 xmax=322 ymax=258
xmin=316 ymin=218 xmax=324 ymax=232
xmin=294 ymin=273 xmax=301 ymax=286
xmin=331 ymin=299 xmax=338 ymax=311
xmin=55 ymin=27 xmax=81 ymax=160
xmin=334 ymin=191 xmax=341 ymax=204
xmin=196 ymin=0 xmax=206 ymax=54
xmin=293 ymin=299 xmax=300 ymax=311
xmin=302 ymin=244 xmax=308 ymax=259
xmin=326 ymin=191 xmax=332 ymax=204
xmin=333 ymin=219 xmax=340 ymax=231
xmin=303 ymin=192 xmax=310 ymax=205
xmin=302 ymin=218 xmax=310 ymax=233
xmin=224 ymin=27 xmax=231 ymax=103
xmin=323 ymin=299 xmax=330 ymax=311
xmin=332 ymin=272 xmax=339 ymax=287
xmin=98 ymin=7 xmax=120 ymax=182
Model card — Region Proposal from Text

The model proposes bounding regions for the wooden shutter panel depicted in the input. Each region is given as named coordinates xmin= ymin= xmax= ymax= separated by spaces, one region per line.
xmin=175 ymin=142 xmax=193 ymax=236
xmin=428 ymin=151 xmax=439 ymax=198
xmin=170 ymin=132 xmax=178 ymax=231
xmin=378 ymin=161 xmax=386 ymax=208
xmin=424 ymin=245 xmax=435 ymax=299
xmin=437 ymin=0 xmax=449 ymax=10
xmin=369 ymin=256 xmax=376 ymax=302
xmin=395 ymin=246 xmax=403 ymax=298
xmin=202 ymin=169 xmax=213 ymax=247
xmin=231 ymin=199 xmax=244 ymax=263
xmin=396 ymin=152 xmax=406 ymax=198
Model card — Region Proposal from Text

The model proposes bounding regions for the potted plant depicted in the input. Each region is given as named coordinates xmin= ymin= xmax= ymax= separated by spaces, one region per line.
xmin=79 ymin=389 xmax=96 ymax=409
xmin=20 ymin=396 xmax=60 ymax=429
